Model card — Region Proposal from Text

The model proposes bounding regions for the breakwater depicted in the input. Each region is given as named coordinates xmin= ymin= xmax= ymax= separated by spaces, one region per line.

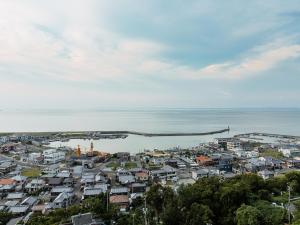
xmin=235 ymin=132 xmax=300 ymax=139
xmin=0 ymin=127 xmax=230 ymax=138
xmin=98 ymin=128 xmax=230 ymax=137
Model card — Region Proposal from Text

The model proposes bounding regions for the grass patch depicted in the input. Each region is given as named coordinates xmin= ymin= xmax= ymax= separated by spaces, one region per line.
xmin=124 ymin=162 xmax=138 ymax=169
xmin=259 ymin=149 xmax=284 ymax=159
xmin=21 ymin=167 xmax=41 ymax=178
xmin=106 ymin=162 xmax=119 ymax=169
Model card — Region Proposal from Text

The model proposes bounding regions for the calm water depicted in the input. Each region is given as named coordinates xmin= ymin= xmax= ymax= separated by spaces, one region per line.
xmin=0 ymin=108 xmax=299 ymax=153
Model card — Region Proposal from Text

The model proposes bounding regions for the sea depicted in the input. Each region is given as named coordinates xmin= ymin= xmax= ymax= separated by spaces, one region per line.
xmin=0 ymin=108 xmax=299 ymax=153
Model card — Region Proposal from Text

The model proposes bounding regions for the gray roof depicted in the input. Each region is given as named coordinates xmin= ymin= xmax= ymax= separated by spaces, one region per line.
xmin=71 ymin=213 xmax=93 ymax=225
xmin=84 ymin=188 xmax=105 ymax=196
xmin=9 ymin=205 xmax=29 ymax=213
xmin=5 ymin=200 xmax=19 ymax=207
xmin=7 ymin=217 xmax=24 ymax=225
xmin=47 ymin=177 xmax=63 ymax=185
xmin=21 ymin=196 xmax=37 ymax=206
xmin=194 ymin=169 xmax=209 ymax=175
xmin=6 ymin=192 xmax=24 ymax=200
xmin=131 ymin=183 xmax=146 ymax=188
xmin=110 ymin=187 xmax=128 ymax=195
xmin=53 ymin=192 xmax=73 ymax=203
xmin=51 ymin=186 xmax=73 ymax=193
xmin=118 ymin=175 xmax=135 ymax=184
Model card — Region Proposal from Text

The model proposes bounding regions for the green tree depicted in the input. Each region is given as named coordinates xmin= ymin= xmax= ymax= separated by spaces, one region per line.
xmin=0 ymin=211 xmax=13 ymax=225
xmin=185 ymin=203 xmax=214 ymax=225
xmin=236 ymin=204 xmax=263 ymax=225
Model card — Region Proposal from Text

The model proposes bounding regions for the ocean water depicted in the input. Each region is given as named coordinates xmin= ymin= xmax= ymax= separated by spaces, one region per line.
xmin=0 ymin=108 xmax=299 ymax=153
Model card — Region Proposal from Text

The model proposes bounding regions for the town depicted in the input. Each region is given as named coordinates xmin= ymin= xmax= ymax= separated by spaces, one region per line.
xmin=0 ymin=132 xmax=300 ymax=224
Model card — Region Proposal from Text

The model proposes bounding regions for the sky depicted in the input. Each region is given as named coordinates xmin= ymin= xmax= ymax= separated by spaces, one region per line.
xmin=0 ymin=0 xmax=300 ymax=109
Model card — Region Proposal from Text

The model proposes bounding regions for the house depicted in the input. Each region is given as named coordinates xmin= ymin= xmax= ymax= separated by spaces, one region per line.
xmin=129 ymin=183 xmax=146 ymax=194
xmin=21 ymin=196 xmax=37 ymax=207
xmin=218 ymin=157 xmax=233 ymax=172
xmin=286 ymin=159 xmax=300 ymax=168
xmin=52 ymin=191 xmax=74 ymax=209
xmin=71 ymin=213 xmax=93 ymax=225
xmin=0 ymin=161 xmax=17 ymax=174
xmin=32 ymin=204 xmax=52 ymax=214
xmin=25 ymin=179 xmax=45 ymax=193
xmin=165 ymin=159 xmax=179 ymax=168
xmin=0 ymin=178 xmax=16 ymax=186
xmin=63 ymin=178 xmax=75 ymax=187
xmin=279 ymin=146 xmax=300 ymax=158
xmin=264 ymin=157 xmax=284 ymax=169
xmin=116 ymin=152 xmax=130 ymax=162
xmin=46 ymin=177 xmax=64 ymax=188
xmin=196 ymin=156 xmax=214 ymax=166
xmin=42 ymin=164 xmax=60 ymax=175
xmin=71 ymin=212 xmax=105 ymax=225
xmin=118 ymin=174 xmax=135 ymax=185
xmin=51 ymin=186 xmax=74 ymax=199
xmin=9 ymin=205 xmax=29 ymax=215
xmin=217 ymin=138 xmax=241 ymax=151
xmin=81 ymin=173 xmax=95 ymax=187
xmin=109 ymin=195 xmax=129 ymax=210
xmin=179 ymin=157 xmax=198 ymax=168
xmin=11 ymin=175 xmax=27 ymax=186
xmin=191 ymin=169 xmax=209 ymax=180
xmin=43 ymin=149 xmax=65 ymax=164
xmin=110 ymin=187 xmax=128 ymax=196
xmin=258 ymin=170 xmax=274 ymax=180
xmin=56 ymin=170 xmax=71 ymax=178
xmin=135 ymin=172 xmax=149 ymax=182
xmin=7 ymin=217 xmax=24 ymax=225
xmin=95 ymin=173 xmax=108 ymax=184
xmin=82 ymin=187 xmax=105 ymax=200
xmin=27 ymin=152 xmax=43 ymax=164
xmin=150 ymin=165 xmax=177 ymax=181
xmin=6 ymin=192 xmax=25 ymax=201
xmin=0 ymin=178 xmax=16 ymax=194
xmin=245 ymin=158 xmax=266 ymax=172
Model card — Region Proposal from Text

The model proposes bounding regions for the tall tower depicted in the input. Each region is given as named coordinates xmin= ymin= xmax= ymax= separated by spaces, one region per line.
xmin=90 ymin=141 xmax=94 ymax=156
xmin=77 ymin=145 xmax=81 ymax=157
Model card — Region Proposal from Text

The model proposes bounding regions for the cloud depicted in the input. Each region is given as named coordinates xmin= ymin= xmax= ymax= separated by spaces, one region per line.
xmin=1 ymin=1 xmax=300 ymax=108
xmin=134 ymin=40 xmax=300 ymax=80
xmin=195 ymin=42 xmax=300 ymax=79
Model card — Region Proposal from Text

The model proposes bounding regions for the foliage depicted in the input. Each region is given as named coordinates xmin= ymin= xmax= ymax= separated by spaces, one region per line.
xmin=236 ymin=204 xmax=263 ymax=225
xmin=259 ymin=149 xmax=284 ymax=159
xmin=21 ymin=167 xmax=41 ymax=177
xmin=124 ymin=162 xmax=138 ymax=169
xmin=0 ymin=211 xmax=13 ymax=225
xmin=27 ymin=172 xmax=300 ymax=225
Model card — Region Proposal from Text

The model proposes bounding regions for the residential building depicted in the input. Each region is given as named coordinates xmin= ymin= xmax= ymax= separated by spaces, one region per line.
xmin=43 ymin=149 xmax=65 ymax=164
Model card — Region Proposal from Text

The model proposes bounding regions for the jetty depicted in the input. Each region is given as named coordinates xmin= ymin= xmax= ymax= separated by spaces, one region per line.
xmin=97 ymin=128 xmax=230 ymax=137
xmin=234 ymin=132 xmax=300 ymax=139
xmin=0 ymin=127 xmax=230 ymax=138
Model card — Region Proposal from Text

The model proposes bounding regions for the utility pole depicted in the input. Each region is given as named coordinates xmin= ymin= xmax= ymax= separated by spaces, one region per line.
xmin=288 ymin=185 xmax=291 ymax=225
xmin=132 ymin=213 xmax=135 ymax=225
xmin=144 ymin=196 xmax=148 ymax=225
xmin=107 ymin=191 xmax=109 ymax=212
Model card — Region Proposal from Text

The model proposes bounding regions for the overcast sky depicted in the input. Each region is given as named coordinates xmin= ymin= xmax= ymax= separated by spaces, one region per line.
xmin=0 ymin=0 xmax=300 ymax=109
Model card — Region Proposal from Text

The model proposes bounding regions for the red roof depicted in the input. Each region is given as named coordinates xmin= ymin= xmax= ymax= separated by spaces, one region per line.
xmin=109 ymin=195 xmax=129 ymax=204
xmin=0 ymin=178 xmax=16 ymax=185
xmin=196 ymin=156 xmax=212 ymax=161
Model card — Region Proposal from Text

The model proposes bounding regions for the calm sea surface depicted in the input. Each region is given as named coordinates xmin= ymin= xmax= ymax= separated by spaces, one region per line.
xmin=0 ymin=108 xmax=299 ymax=153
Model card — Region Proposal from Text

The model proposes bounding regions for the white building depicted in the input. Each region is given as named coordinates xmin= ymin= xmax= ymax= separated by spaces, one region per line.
xmin=43 ymin=149 xmax=65 ymax=164
xmin=279 ymin=146 xmax=300 ymax=159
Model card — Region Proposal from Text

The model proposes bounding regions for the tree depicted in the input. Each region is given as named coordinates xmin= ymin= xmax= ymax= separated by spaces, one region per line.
xmin=0 ymin=211 xmax=13 ymax=225
xmin=255 ymin=200 xmax=287 ymax=225
xmin=236 ymin=204 xmax=263 ymax=225
xmin=185 ymin=203 xmax=214 ymax=225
